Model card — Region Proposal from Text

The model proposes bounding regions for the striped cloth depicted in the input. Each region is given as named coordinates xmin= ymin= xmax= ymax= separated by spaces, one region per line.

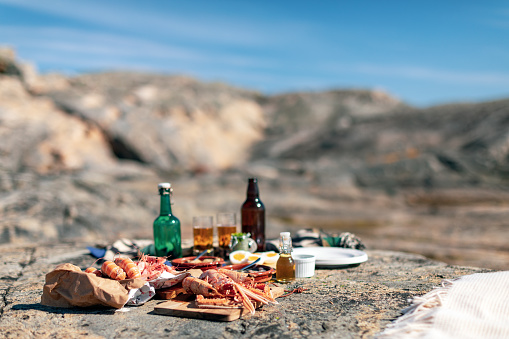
xmin=377 ymin=271 xmax=509 ymax=339
xmin=266 ymin=228 xmax=365 ymax=252
xmin=87 ymin=239 xmax=153 ymax=261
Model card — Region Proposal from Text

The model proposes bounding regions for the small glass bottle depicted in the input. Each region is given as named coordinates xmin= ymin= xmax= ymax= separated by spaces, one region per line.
xmin=276 ymin=232 xmax=295 ymax=283
xmin=153 ymin=183 xmax=182 ymax=258
xmin=241 ymin=178 xmax=266 ymax=251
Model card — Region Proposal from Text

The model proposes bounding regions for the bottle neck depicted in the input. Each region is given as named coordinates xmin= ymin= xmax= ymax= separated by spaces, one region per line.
xmin=279 ymin=237 xmax=292 ymax=254
xmin=246 ymin=179 xmax=260 ymax=199
xmin=280 ymin=243 xmax=292 ymax=254
xmin=159 ymin=192 xmax=172 ymax=215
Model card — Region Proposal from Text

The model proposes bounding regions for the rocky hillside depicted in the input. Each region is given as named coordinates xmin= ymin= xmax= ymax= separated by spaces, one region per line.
xmin=1 ymin=47 xmax=508 ymax=270
xmin=255 ymin=92 xmax=509 ymax=190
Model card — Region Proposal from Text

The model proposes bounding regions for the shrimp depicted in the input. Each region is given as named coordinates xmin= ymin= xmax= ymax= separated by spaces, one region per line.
xmin=101 ymin=261 xmax=127 ymax=280
xmin=85 ymin=267 xmax=103 ymax=277
xmin=114 ymin=257 xmax=141 ymax=279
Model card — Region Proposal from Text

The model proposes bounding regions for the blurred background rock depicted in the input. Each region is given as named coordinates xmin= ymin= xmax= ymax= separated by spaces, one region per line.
xmin=1 ymin=47 xmax=508 ymax=270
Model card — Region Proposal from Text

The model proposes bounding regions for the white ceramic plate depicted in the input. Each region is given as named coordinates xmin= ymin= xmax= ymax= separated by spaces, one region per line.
xmin=292 ymin=247 xmax=368 ymax=267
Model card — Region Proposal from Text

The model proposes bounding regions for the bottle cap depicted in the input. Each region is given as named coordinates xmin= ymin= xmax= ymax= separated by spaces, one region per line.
xmin=158 ymin=183 xmax=172 ymax=195
xmin=158 ymin=183 xmax=171 ymax=189
xmin=280 ymin=232 xmax=291 ymax=237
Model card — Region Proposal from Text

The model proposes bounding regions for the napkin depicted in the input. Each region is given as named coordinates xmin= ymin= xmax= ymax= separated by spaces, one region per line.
xmin=377 ymin=271 xmax=509 ymax=339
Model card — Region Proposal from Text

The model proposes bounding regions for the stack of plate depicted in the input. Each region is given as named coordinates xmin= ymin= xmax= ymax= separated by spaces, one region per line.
xmin=292 ymin=248 xmax=368 ymax=268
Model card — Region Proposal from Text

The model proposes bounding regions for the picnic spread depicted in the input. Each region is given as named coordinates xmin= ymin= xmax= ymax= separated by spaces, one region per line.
xmin=41 ymin=228 xmax=368 ymax=320
xmin=37 ymin=179 xmax=509 ymax=337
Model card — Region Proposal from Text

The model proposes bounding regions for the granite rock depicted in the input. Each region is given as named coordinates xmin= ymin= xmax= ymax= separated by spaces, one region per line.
xmin=0 ymin=243 xmax=489 ymax=339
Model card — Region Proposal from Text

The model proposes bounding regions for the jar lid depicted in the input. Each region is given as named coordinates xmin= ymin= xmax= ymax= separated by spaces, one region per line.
xmin=280 ymin=232 xmax=291 ymax=237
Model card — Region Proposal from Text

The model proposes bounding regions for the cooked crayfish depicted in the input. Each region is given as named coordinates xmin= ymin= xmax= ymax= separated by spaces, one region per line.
xmin=101 ymin=261 xmax=127 ymax=280
xmin=85 ymin=253 xmax=178 ymax=282
xmin=136 ymin=253 xmax=177 ymax=281
xmin=182 ymin=277 xmax=222 ymax=297
xmin=114 ymin=257 xmax=141 ymax=279
xmin=84 ymin=267 xmax=102 ymax=277
xmin=182 ymin=268 xmax=276 ymax=315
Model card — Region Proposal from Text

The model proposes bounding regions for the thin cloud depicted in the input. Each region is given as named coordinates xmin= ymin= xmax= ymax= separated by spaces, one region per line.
xmin=319 ymin=62 xmax=509 ymax=87
xmin=0 ymin=0 xmax=312 ymax=48
xmin=1 ymin=26 xmax=202 ymax=59
xmin=353 ymin=64 xmax=509 ymax=86
xmin=0 ymin=25 xmax=280 ymax=71
xmin=1 ymin=35 xmax=288 ymax=87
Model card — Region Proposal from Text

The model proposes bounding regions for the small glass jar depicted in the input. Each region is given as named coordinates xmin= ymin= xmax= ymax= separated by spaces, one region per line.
xmin=276 ymin=232 xmax=295 ymax=283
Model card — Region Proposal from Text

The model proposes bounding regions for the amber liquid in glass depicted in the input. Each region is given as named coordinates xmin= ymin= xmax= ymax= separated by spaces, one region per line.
xmin=193 ymin=227 xmax=213 ymax=252
xmin=217 ymin=225 xmax=237 ymax=249
xmin=276 ymin=253 xmax=295 ymax=283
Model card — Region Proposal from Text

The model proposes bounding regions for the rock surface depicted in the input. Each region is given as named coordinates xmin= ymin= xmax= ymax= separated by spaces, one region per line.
xmin=0 ymin=243 xmax=488 ymax=339
xmin=47 ymin=72 xmax=266 ymax=173
xmin=1 ymin=47 xmax=509 ymax=271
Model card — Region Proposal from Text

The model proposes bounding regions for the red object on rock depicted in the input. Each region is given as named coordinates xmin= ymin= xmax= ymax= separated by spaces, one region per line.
xmin=171 ymin=256 xmax=225 ymax=271
xmin=221 ymin=263 xmax=275 ymax=283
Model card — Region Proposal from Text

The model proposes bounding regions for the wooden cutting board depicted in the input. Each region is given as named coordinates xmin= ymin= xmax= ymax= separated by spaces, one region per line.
xmin=154 ymin=286 xmax=285 ymax=322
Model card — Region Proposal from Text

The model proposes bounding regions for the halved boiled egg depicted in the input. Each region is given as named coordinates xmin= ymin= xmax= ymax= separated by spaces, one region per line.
xmin=229 ymin=250 xmax=251 ymax=264
xmin=262 ymin=251 xmax=279 ymax=264
xmin=246 ymin=253 xmax=264 ymax=265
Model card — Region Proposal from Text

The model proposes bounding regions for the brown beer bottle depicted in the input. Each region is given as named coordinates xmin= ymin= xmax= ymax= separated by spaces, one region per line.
xmin=241 ymin=178 xmax=266 ymax=251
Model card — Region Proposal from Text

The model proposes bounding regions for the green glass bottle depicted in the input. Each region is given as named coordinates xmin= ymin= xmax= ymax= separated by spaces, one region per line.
xmin=153 ymin=183 xmax=182 ymax=258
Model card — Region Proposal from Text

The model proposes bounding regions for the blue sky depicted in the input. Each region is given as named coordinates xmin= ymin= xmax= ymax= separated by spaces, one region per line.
xmin=0 ymin=0 xmax=508 ymax=106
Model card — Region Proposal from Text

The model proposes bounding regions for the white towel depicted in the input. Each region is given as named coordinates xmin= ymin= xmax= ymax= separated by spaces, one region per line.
xmin=377 ymin=271 xmax=509 ymax=339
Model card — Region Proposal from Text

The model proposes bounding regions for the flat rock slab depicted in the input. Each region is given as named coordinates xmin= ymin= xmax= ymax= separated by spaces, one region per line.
xmin=0 ymin=243 xmax=489 ymax=338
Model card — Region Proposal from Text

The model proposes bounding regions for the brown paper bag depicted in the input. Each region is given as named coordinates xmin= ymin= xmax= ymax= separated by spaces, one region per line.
xmin=41 ymin=263 xmax=146 ymax=309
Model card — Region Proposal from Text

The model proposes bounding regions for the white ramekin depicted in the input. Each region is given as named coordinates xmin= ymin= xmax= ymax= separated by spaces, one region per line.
xmin=293 ymin=254 xmax=316 ymax=278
